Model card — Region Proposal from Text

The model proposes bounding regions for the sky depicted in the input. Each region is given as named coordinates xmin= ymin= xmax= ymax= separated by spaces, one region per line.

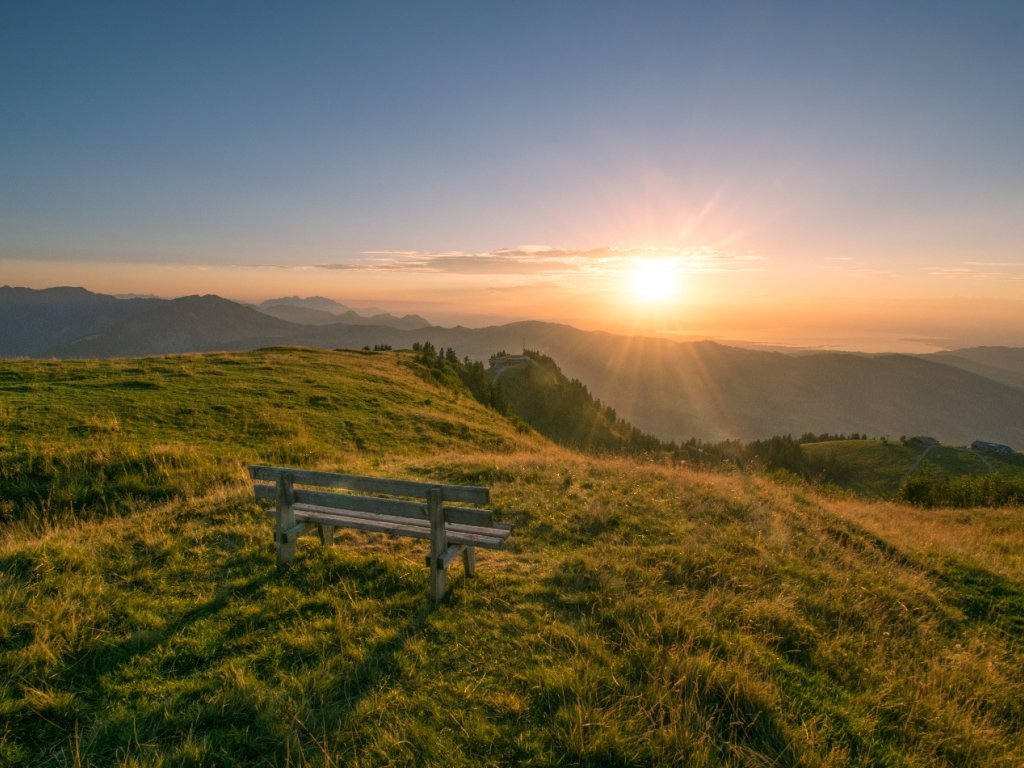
xmin=2 ymin=2 xmax=1023 ymax=351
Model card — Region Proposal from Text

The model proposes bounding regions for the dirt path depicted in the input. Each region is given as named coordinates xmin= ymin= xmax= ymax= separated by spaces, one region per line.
xmin=900 ymin=444 xmax=937 ymax=483
xmin=901 ymin=443 xmax=998 ymax=484
xmin=970 ymin=449 xmax=996 ymax=473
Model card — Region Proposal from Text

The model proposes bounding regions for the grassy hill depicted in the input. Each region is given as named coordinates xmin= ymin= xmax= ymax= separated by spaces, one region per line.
xmin=803 ymin=439 xmax=1024 ymax=499
xmin=1 ymin=349 xmax=1022 ymax=766
xmin=0 ymin=348 xmax=539 ymax=528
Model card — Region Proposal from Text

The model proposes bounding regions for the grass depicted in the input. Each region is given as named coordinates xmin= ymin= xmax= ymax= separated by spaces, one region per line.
xmin=0 ymin=348 xmax=542 ymax=528
xmin=803 ymin=439 xmax=1024 ymax=499
xmin=802 ymin=440 xmax=919 ymax=497
xmin=1 ymin=349 xmax=1022 ymax=766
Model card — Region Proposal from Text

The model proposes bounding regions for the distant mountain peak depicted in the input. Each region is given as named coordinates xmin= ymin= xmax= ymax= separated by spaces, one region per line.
xmin=259 ymin=296 xmax=351 ymax=314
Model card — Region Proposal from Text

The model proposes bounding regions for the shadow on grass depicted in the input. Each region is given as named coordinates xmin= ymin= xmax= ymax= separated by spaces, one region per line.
xmin=534 ymin=561 xmax=798 ymax=767
xmin=1 ymin=537 xmax=441 ymax=765
xmin=935 ymin=557 xmax=1024 ymax=638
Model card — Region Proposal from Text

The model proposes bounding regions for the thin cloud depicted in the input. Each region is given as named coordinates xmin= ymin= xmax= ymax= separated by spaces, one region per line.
xmin=245 ymin=245 xmax=762 ymax=276
xmin=928 ymin=265 xmax=1024 ymax=281
xmin=343 ymin=245 xmax=762 ymax=275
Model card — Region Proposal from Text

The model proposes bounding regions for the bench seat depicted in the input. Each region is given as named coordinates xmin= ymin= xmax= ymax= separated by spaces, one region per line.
xmin=268 ymin=503 xmax=512 ymax=549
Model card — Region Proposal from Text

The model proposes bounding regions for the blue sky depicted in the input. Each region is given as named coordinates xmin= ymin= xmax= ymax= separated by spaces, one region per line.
xmin=2 ymin=2 xmax=1023 ymax=347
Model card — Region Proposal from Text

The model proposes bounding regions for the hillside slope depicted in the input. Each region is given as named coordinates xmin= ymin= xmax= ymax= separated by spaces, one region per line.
xmin=0 ymin=350 xmax=1021 ymax=766
xmin=803 ymin=438 xmax=1024 ymax=498
xmin=924 ymin=347 xmax=1024 ymax=391
xmin=489 ymin=350 xmax=664 ymax=452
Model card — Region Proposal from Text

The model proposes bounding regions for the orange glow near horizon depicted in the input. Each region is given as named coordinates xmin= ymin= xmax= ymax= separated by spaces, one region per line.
xmin=4 ymin=255 xmax=1024 ymax=352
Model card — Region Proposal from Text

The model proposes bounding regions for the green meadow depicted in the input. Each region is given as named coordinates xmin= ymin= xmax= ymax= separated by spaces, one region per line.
xmin=1 ymin=349 xmax=1022 ymax=766
xmin=803 ymin=439 xmax=1024 ymax=502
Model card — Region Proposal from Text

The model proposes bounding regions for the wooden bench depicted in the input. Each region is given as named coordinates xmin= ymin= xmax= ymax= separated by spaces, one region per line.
xmin=249 ymin=465 xmax=511 ymax=603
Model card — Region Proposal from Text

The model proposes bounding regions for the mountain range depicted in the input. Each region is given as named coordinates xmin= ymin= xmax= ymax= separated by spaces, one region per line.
xmin=4 ymin=285 xmax=1024 ymax=446
xmin=252 ymin=296 xmax=430 ymax=329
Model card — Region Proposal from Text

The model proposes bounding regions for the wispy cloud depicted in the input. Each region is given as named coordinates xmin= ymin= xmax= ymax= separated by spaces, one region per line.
xmin=304 ymin=245 xmax=763 ymax=276
xmin=928 ymin=263 xmax=1024 ymax=280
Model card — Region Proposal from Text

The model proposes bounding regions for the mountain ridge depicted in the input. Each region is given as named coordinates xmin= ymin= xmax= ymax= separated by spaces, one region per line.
xmin=253 ymin=295 xmax=431 ymax=330
xmin=4 ymin=286 xmax=1024 ymax=446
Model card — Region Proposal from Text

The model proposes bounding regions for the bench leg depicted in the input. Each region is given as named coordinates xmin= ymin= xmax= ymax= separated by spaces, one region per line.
xmin=462 ymin=545 xmax=476 ymax=577
xmin=276 ymin=475 xmax=297 ymax=568
xmin=430 ymin=556 xmax=447 ymax=604
xmin=428 ymin=486 xmax=447 ymax=604
xmin=319 ymin=524 xmax=336 ymax=546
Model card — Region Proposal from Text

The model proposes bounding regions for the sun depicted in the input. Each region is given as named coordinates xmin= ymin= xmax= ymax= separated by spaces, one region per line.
xmin=628 ymin=260 xmax=677 ymax=303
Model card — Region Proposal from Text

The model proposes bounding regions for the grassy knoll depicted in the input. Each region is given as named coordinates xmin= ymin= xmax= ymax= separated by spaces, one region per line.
xmin=803 ymin=439 xmax=1024 ymax=499
xmin=0 ymin=348 xmax=540 ymax=528
xmin=1 ymin=350 xmax=1022 ymax=766
xmin=802 ymin=440 xmax=919 ymax=497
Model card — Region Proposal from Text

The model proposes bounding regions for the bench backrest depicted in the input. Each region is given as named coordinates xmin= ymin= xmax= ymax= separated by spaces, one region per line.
xmin=248 ymin=464 xmax=495 ymax=528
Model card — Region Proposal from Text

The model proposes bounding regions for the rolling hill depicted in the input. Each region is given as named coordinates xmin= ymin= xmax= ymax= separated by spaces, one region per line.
xmin=803 ymin=438 xmax=1024 ymax=498
xmin=0 ymin=349 xmax=1021 ymax=766
xmin=924 ymin=347 xmax=1024 ymax=391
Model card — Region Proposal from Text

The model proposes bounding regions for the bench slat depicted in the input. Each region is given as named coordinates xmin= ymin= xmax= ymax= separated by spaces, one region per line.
xmin=254 ymin=483 xmax=499 ymax=528
xmin=299 ymin=487 xmax=429 ymax=519
xmin=288 ymin=506 xmax=508 ymax=549
xmin=249 ymin=465 xmax=489 ymax=505
xmin=289 ymin=504 xmax=511 ymax=542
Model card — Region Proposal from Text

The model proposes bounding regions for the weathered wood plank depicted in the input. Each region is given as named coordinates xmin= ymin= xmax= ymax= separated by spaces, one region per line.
xmin=263 ymin=504 xmax=509 ymax=548
xmin=249 ymin=465 xmax=489 ymax=504
xmin=442 ymin=505 xmax=495 ymax=528
xmin=293 ymin=509 xmax=436 ymax=541
xmin=297 ymin=506 xmax=508 ymax=546
xmin=287 ymin=505 xmax=429 ymax=531
xmin=296 ymin=488 xmax=428 ymax=520
xmin=256 ymin=485 xmax=497 ymax=528
xmin=463 ymin=545 xmax=477 ymax=577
